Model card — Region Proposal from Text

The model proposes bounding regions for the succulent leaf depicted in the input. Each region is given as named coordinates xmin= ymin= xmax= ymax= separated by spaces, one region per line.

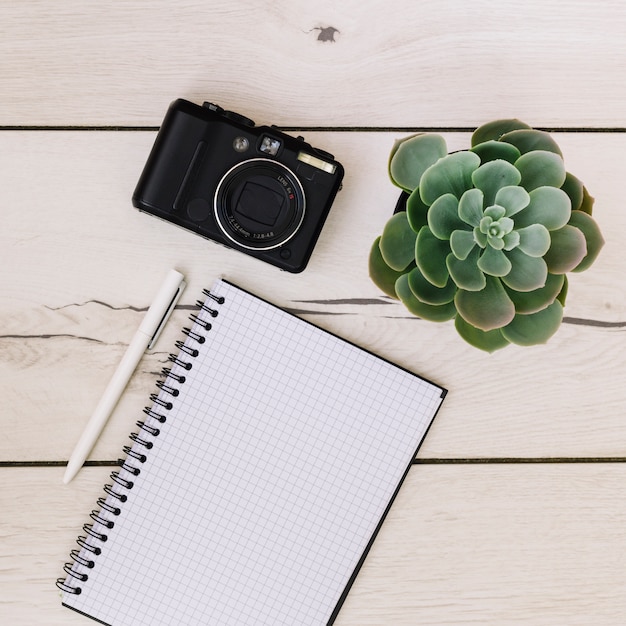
xmin=543 ymin=224 xmax=587 ymax=274
xmin=504 ymin=272 xmax=565 ymax=314
xmin=579 ymin=185 xmax=595 ymax=215
xmin=497 ymin=216 xmax=514 ymax=233
xmin=471 ymin=119 xmax=532 ymax=146
xmin=477 ymin=246 xmax=512 ymax=277
xmin=389 ymin=133 xmax=448 ymax=191
xmin=420 ymin=151 xmax=481 ymax=205
xmin=427 ymin=193 xmax=465 ymax=239
xmin=501 ymin=300 xmax=564 ymax=346
xmin=446 ymin=247 xmax=487 ymax=291
xmin=516 ymin=224 xmax=551 ymax=257
xmin=458 ymin=188 xmax=485 ymax=227
xmin=515 ymin=186 xmax=571 ymax=231
xmin=455 ymin=276 xmax=516 ymax=331
xmin=503 ymin=231 xmax=520 ymax=250
xmin=567 ymin=210 xmax=605 ymax=272
xmin=561 ymin=172 xmax=584 ymax=212
xmin=455 ymin=315 xmax=511 ymax=352
xmin=500 ymin=248 xmax=548 ymax=292
xmin=471 ymin=140 xmax=521 ymax=164
xmin=471 ymin=160 xmax=522 ymax=206
xmin=483 ymin=205 xmax=507 ymax=221
xmin=407 ymin=266 xmax=457 ymax=305
xmin=368 ymin=237 xmax=408 ymax=299
xmin=474 ymin=228 xmax=488 ymax=248
xmin=379 ymin=212 xmax=417 ymax=271
xmin=406 ymin=188 xmax=430 ymax=232
xmin=499 ymin=129 xmax=563 ymax=157
xmin=515 ymin=150 xmax=566 ymax=191
xmin=449 ymin=229 xmax=477 ymax=260
xmin=495 ymin=185 xmax=530 ymax=217
xmin=395 ymin=274 xmax=457 ymax=321
xmin=557 ymin=275 xmax=569 ymax=306
xmin=415 ymin=226 xmax=451 ymax=287
xmin=487 ymin=235 xmax=505 ymax=250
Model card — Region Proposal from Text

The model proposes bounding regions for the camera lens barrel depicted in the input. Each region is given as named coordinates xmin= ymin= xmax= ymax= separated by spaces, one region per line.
xmin=213 ymin=158 xmax=306 ymax=251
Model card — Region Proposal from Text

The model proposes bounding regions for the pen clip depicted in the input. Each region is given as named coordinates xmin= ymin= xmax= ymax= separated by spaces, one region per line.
xmin=147 ymin=280 xmax=186 ymax=350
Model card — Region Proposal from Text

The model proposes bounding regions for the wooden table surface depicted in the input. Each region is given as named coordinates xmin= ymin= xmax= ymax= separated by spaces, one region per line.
xmin=1 ymin=2 xmax=625 ymax=624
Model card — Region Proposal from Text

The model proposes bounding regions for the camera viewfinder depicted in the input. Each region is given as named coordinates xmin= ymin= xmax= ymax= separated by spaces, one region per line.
xmin=259 ymin=135 xmax=282 ymax=156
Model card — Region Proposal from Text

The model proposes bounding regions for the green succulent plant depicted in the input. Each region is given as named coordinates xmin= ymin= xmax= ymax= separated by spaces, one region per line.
xmin=369 ymin=119 xmax=605 ymax=352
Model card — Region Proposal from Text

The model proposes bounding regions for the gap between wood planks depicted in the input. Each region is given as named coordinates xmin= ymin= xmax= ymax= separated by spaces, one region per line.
xmin=2 ymin=126 xmax=626 ymax=133
xmin=2 ymin=458 xmax=626 ymax=468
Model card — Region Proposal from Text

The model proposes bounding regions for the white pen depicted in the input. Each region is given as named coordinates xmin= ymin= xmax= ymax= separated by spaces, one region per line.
xmin=63 ymin=269 xmax=186 ymax=484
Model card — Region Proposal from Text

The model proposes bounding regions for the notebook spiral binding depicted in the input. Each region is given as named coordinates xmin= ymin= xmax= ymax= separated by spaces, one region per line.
xmin=56 ymin=288 xmax=225 ymax=596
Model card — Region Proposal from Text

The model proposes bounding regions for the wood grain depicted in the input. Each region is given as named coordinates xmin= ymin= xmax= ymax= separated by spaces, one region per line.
xmin=2 ymin=1 xmax=626 ymax=127
xmin=3 ymin=465 xmax=626 ymax=625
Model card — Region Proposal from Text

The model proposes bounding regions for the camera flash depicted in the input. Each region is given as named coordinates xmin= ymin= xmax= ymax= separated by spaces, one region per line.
xmin=297 ymin=151 xmax=337 ymax=174
xmin=259 ymin=136 xmax=282 ymax=156
xmin=233 ymin=137 xmax=250 ymax=152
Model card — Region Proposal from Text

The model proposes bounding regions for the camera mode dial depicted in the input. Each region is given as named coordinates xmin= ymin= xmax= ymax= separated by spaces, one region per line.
xmin=203 ymin=102 xmax=255 ymax=127
xmin=223 ymin=110 xmax=255 ymax=127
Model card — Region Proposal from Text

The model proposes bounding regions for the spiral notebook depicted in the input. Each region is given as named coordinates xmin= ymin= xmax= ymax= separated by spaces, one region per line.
xmin=58 ymin=278 xmax=446 ymax=626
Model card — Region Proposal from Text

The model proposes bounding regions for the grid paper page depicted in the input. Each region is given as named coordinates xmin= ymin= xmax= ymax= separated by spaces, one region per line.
xmin=62 ymin=279 xmax=445 ymax=626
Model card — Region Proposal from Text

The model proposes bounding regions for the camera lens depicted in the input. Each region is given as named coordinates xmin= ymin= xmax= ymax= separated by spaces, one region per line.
xmin=214 ymin=159 xmax=305 ymax=250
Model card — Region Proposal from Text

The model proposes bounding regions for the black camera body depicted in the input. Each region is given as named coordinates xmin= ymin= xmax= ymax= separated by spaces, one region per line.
xmin=132 ymin=99 xmax=344 ymax=272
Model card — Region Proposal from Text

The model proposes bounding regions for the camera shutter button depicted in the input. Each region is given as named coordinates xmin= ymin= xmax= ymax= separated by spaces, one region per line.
xmin=203 ymin=102 xmax=223 ymax=113
xmin=223 ymin=111 xmax=255 ymax=127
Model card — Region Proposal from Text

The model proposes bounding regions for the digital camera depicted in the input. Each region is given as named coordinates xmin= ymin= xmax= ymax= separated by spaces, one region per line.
xmin=132 ymin=99 xmax=344 ymax=272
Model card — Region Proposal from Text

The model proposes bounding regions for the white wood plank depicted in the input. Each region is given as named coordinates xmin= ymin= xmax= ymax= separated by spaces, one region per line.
xmin=3 ymin=465 xmax=626 ymax=625
xmin=337 ymin=463 xmax=626 ymax=625
xmin=2 ymin=1 xmax=626 ymax=127
xmin=0 ymin=131 xmax=624 ymax=461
